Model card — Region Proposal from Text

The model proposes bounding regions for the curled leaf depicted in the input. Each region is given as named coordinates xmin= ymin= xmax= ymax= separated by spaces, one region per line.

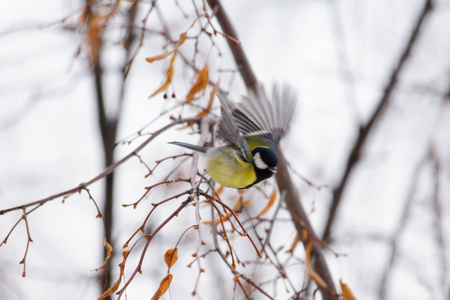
xmin=203 ymin=212 xmax=231 ymax=225
xmin=97 ymin=251 xmax=130 ymax=300
xmin=184 ymin=64 xmax=209 ymax=102
xmin=197 ymin=86 xmax=216 ymax=118
xmin=149 ymin=52 xmax=177 ymax=98
xmin=214 ymin=185 xmax=224 ymax=196
xmin=257 ymin=188 xmax=277 ymax=217
xmin=95 ymin=238 xmax=113 ymax=271
xmin=305 ymin=242 xmax=327 ymax=289
xmin=145 ymin=51 xmax=173 ymax=63
xmin=146 ymin=32 xmax=187 ymax=63
xmin=164 ymin=248 xmax=178 ymax=269
xmin=289 ymin=235 xmax=300 ymax=253
xmin=340 ymin=279 xmax=356 ymax=300
xmin=151 ymin=274 xmax=173 ymax=300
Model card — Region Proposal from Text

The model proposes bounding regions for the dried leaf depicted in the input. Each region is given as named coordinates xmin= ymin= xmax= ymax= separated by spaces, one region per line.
xmin=203 ymin=212 xmax=231 ymax=225
xmin=197 ymin=86 xmax=216 ymax=118
xmin=215 ymin=185 xmax=224 ymax=196
xmin=184 ymin=64 xmax=209 ymax=102
xmin=82 ymin=2 xmax=120 ymax=65
xmin=146 ymin=32 xmax=187 ymax=63
xmin=149 ymin=52 xmax=177 ymax=98
xmin=95 ymin=238 xmax=113 ymax=271
xmin=305 ymin=242 xmax=327 ymax=289
xmin=97 ymin=251 xmax=130 ymax=300
xmin=243 ymin=198 xmax=252 ymax=206
xmin=151 ymin=274 xmax=173 ymax=300
xmin=232 ymin=196 xmax=243 ymax=211
xmin=257 ymin=188 xmax=277 ymax=217
xmin=289 ymin=235 xmax=300 ymax=253
xmin=164 ymin=248 xmax=178 ymax=269
xmin=177 ymin=32 xmax=187 ymax=47
xmin=146 ymin=51 xmax=174 ymax=63
xmin=340 ymin=279 xmax=356 ymax=300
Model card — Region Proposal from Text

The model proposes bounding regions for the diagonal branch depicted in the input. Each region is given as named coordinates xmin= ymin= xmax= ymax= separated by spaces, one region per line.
xmin=205 ymin=0 xmax=258 ymax=93
xmin=0 ymin=117 xmax=199 ymax=216
xmin=205 ymin=1 xmax=338 ymax=298
xmin=322 ymin=0 xmax=433 ymax=241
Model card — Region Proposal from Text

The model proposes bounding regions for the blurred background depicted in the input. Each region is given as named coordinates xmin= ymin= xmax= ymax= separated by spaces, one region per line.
xmin=1 ymin=0 xmax=449 ymax=299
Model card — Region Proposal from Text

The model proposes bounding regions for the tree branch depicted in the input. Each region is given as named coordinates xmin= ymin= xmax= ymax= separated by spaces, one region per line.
xmin=205 ymin=0 xmax=258 ymax=93
xmin=322 ymin=0 xmax=433 ymax=241
xmin=0 ymin=118 xmax=199 ymax=215
xmin=205 ymin=1 xmax=338 ymax=298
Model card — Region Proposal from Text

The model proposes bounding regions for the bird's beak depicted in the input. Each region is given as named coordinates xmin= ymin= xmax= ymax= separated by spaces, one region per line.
xmin=269 ymin=167 xmax=277 ymax=174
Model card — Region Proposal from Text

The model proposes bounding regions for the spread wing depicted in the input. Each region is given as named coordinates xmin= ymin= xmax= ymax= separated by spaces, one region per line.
xmin=233 ymin=84 xmax=297 ymax=148
xmin=216 ymin=90 xmax=249 ymax=161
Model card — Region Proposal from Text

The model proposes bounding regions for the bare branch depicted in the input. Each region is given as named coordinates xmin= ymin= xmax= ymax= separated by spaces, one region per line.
xmin=205 ymin=0 xmax=258 ymax=93
xmin=0 ymin=117 xmax=199 ymax=215
xmin=322 ymin=0 xmax=434 ymax=241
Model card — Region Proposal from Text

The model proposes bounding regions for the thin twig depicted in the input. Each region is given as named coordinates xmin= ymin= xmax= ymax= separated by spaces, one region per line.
xmin=322 ymin=0 xmax=433 ymax=241
xmin=117 ymin=197 xmax=193 ymax=299
xmin=0 ymin=117 xmax=199 ymax=215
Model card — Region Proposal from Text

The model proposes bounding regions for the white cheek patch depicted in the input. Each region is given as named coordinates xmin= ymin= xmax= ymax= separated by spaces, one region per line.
xmin=253 ymin=152 xmax=269 ymax=170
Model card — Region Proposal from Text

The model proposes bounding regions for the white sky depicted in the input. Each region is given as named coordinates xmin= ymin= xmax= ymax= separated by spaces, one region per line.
xmin=1 ymin=0 xmax=450 ymax=299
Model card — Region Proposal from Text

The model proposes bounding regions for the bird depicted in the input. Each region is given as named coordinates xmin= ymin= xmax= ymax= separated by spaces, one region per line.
xmin=169 ymin=84 xmax=297 ymax=189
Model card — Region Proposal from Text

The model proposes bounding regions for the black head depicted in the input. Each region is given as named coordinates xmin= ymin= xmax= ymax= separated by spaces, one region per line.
xmin=250 ymin=147 xmax=278 ymax=185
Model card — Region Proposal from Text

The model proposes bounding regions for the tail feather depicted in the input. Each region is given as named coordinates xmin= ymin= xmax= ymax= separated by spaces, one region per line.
xmin=168 ymin=141 xmax=208 ymax=153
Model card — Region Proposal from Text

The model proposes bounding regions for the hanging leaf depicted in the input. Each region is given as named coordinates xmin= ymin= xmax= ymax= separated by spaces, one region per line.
xmin=184 ymin=64 xmax=209 ymax=102
xmin=146 ymin=51 xmax=174 ymax=63
xmin=151 ymin=274 xmax=173 ymax=300
xmin=214 ymin=185 xmax=224 ymax=197
xmin=203 ymin=211 xmax=230 ymax=225
xmin=146 ymin=32 xmax=187 ymax=63
xmin=305 ymin=242 xmax=327 ymax=289
xmin=94 ymin=238 xmax=113 ymax=271
xmin=197 ymin=86 xmax=216 ymax=118
xmin=257 ymin=188 xmax=277 ymax=217
xmin=164 ymin=248 xmax=178 ymax=269
xmin=203 ymin=191 xmax=245 ymax=225
xmin=97 ymin=250 xmax=130 ymax=300
xmin=340 ymin=279 xmax=356 ymax=300
xmin=149 ymin=52 xmax=177 ymax=98
xmin=81 ymin=1 xmax=120 ymax=65
xmin=289 ymin=235 xmax=300 ymax=253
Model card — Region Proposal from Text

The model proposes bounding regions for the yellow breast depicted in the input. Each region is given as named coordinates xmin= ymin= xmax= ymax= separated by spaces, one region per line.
xmin=205 ymin=148 xmax=256 ymax=189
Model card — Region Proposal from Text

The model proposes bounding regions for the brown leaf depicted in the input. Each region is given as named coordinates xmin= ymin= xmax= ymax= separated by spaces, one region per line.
xmin=177 ymin=32 xmax=187 ymax=47
xmin=289 ymin=235 xmax=300 ymax=253
xmin=94 ymin=238 xmax=113 ymax=271
xmin=149 ymin=52 xmax=177 ymax=98
xmin=82 ymin=2 xmax=120 ymax=65
xmin=257 ymin=188 xmax=277 ymax=217
xmin=197 ymin=86 xmax=216 ymax=118
xmin=97 ymin=250 xmax=130 ymax=300
xmin=151 ymin=274 xmax=173 ymax=300
xmin=215 ymin=185 xmax=224 ymax=196
xmin=146 ymin=51 xmax=174 ymax=63
xmin=305 ymin=242 xmax=327 ymax=289
xmin=184 ymin=64 xmax=209 ymax=102
xmin=203 ymin=212 xmax=231 ymax=225
xmin=164 ymin=248 xmax=178 ymax=269
xmin=146 ymin=32 xmax=187 ymax=63
xmin=340 ymin=279 xmax=356 ymax=300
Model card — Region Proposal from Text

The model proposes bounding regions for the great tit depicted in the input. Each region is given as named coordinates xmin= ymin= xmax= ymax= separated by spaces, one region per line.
xmin=170 ymin=85 xmax=297 ymax=189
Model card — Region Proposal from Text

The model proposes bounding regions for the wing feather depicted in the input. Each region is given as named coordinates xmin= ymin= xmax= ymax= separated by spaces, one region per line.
xmin=233 ymin=84 xmax=297 ymax=147
xmin=216 ymin=91 xmax=249 ymax=161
